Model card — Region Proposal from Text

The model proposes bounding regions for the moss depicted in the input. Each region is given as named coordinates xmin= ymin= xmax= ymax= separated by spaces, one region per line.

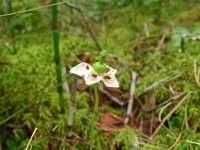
xmin=1 ymin=0 xmax=200 ymax=149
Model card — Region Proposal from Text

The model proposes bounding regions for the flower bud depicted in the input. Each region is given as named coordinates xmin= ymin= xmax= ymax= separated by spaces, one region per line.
xmin=101 ymin=50 xmax=108 ymax=58
xmin=99 ymin=50 xmax=109 ymax=64
xmin=93 ymin=62 xmax=106 ymax=74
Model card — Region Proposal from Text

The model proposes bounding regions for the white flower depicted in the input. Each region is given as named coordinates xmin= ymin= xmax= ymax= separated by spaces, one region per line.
xmin=70 ymin=62 xmax=119 ymax=88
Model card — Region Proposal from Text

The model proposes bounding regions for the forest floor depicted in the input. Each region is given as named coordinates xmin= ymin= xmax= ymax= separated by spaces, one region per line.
xmin=0 ymin=0 xmax=200 ymax=149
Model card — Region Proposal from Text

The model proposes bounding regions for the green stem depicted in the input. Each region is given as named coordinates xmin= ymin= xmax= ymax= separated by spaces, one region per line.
xmin=89 ymin=84 xmax=99 ymax=150
xmin=8 ymin=0 xmax=16 ymax=53
xmin=52 ymin=0 xmax=65 ymax=113
xmin=0 ymin=99 xmax=37 ymax=126
xmin=99 ymin=56 xmax=105 ymax=64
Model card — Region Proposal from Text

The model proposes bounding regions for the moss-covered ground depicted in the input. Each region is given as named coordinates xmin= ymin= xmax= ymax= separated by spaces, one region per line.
xmin=0 ymin=0 xmax=200 ymax=149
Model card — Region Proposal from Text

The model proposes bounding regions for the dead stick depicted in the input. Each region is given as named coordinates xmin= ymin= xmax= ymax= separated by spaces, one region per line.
xmin=25 ymin=128 xmax=38 ymax=150
xmin=108 ymin=54 xmax=129 ymax=70
xmin=146 ymin=92 xmax=185 ymax=113
xmin=99 ymin=85 xmax=125 ymax=106
xmin=63 ymin=66 xmax=70 ymax=94
xmin=67 ymin=74 xmax=78 ymax=138
xmin=124 ymin=71 xmax=137 ymax=125
xmin=150 ymin=92 xmax=191 ymax=139
xmin=138 ymin=75 xmax=180 ymax=97
xmin=168 ymin=119 xmax=185 ymax=150
xmin=64 ymin=1 xmax=102 ymax=51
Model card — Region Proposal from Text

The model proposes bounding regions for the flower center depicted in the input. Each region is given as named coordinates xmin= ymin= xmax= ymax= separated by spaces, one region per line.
xmin=93 ymin=62 xmax=106 ymax=74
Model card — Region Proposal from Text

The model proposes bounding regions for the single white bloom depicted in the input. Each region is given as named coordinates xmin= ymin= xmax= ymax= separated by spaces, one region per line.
xmin=70 ymin=62 xmax=119 ymax=88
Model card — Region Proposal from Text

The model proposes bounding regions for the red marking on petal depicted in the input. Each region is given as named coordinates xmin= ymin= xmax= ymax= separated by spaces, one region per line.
xmin=104 ymin=75 xmax=111 ymax=80
xmin=92 ymin=73 xmax=97 ymax=78
xmin=86 ymin=65 xmax=90 ymax=70
xmin=105 ymin=68 xmax=110 ymax=73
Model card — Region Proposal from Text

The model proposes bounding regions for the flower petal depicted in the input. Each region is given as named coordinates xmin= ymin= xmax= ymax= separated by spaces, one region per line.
xmin=105 ymin=64 xmax=117 ymax=74
xmin=70 ymin=62 xmax=92 ymax=77
xmin=84 ymin=70 xmax=101 ymax=85
xmin=101 ymin=73 xmax=119 ymax=88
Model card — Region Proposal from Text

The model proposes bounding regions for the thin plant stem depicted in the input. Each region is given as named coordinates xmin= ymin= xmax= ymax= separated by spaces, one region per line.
xmin=25 ymin=128 xmax=38 ymax=150
xmin=52 ymin=0 xmax=65 ymax=113
xmin=8 ymin=0 xmax=16 ymax=53
xmin=0 ymin=1 xmax=65 ymax=17
xmin=0 ymin=99 xmax=37 ymax=126
xmin=89 ymin=84 xmax=99 ymax=150
xmin=67 ymin=74 xmax=78 ymax=138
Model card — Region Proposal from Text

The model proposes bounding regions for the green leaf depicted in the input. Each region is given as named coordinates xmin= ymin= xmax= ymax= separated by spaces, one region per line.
xmin=1 ymin=13 xmax=31 ymax=36
xmin=171 ymin=26 xmax=190 ymax=47
xmin=6 ymin=139 xmax=16 ymax=150
xmin=13 ymin=129 xmax=25 ymax=141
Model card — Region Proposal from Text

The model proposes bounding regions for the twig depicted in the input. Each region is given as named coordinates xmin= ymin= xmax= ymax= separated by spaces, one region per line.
xmin=158 ymin=102 xmax=172 ymax=122
xmin=161 ymin=124 xmax=177 ymax=138
xmin=0 ymin=61 xmax=10 ymax=65
xmin=138 ymin=142 xmax=166 ymax=150
xmin=63 ymin=66 xmax=70 ymax=94
xmin=150 ymin=92 xmax=191 ymax=139
xmin=193 ymin=60 xmax=200 ymax=87
xmin=186 ymin=140 xmax=200 ymax=146
xmin=138 ymin=75 xmax=180 ymax=97
xmin=146 ymin=92 xmax=185 ymax=113
xmin=108 ymin=54 xmax=129 ymax=70
xmin=67 ymin=74 xmax=78 ymax=138
xmin=168 ymin=117 xmax=185 ymax=150
xmin=149 ymin=93 xmax=156 ymax=135
xmin=25 ymin=128 xmax=38 ymax=150
xmin=156 ymin=33 xmax=167 ymax=50
xmin=64 ymin=1 xmax=102 ymax=51
xmin=143 ymin=22 xmax=150 ymax=37
xmin=124 ymin=72 xmax=137 ymax=125
xmin=98 ymin=85 xmax=125 ymax=106
xmin=0 ymin=1 xmax=65 ymax=17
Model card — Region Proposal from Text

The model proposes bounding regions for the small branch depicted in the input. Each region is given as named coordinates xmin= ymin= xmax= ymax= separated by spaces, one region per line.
xmin=156 ymin=33 xmax=167 ymax=50
xmin=186 ymin=140 xmax=200 ymax=146
xmin=25 ymin=128 xmax=38 ymax=150
xmin=67 ymin=74 xmax=78 ymax=138
xmin=168 ymin=119 xmax=185 ymax=150
xmin=158 ymin=102 xmax=173 ymax=122
xmin=143 ymin=22 xmax=150 ymax=37
xmin=0 ymin=1 xmax=65 ymax=17
xmin=124 ymin=71 xmax=137 ymax=125
xmin=108 ymin=54 xmax=129 ymax=70
xmin=193 ymin=60 xmax=200 ymax=87
xmin=138 ymin=75 xmax=180 ymax=97
xmin=150 ymin=92 xmax=191 ymax=139
xmin=146 ymin=92 xmax=185 ymax=113
xmin=63 ymin=66 xmax=70 ymax=94
xmin=98 ymin=85 xmax=125 ymax=106
xmin=64 ymin=1 xmax=102 ymax=51
xmin=0 ymin=61 xmax=10 ymax=65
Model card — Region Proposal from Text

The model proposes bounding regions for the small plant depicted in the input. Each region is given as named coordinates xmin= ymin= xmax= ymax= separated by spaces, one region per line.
xmin=70 ymin=50 xmax=119 ymax=149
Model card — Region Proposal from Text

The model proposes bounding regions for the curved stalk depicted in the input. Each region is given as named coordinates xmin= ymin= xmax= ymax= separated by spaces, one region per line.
xmin=89 ymin=84 xmax=99 ymax=150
